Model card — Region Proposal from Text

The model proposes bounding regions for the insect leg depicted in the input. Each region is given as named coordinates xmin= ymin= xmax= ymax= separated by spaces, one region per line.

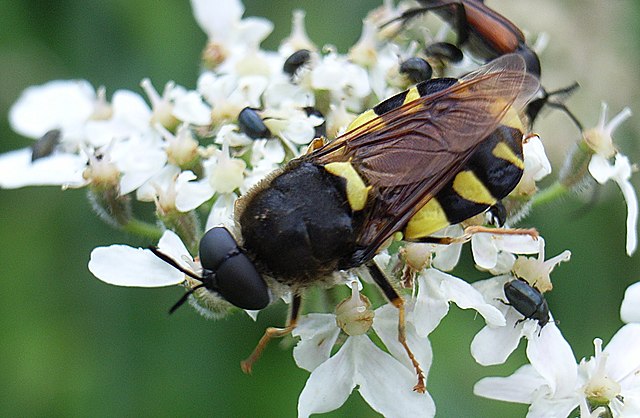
xmin=366 ymin=261 xmax=426 ymax=393
xmin=240 ymin=293 xmax=302 ymax=374
xmin=410 ymin=225 xmax=538 ymax=245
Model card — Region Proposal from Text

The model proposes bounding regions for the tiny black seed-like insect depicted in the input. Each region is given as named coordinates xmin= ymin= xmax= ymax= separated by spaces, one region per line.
xmin=399 ymin=57 xmax=433 ymax=83
xmin=31 ymin=129 xmax=61 ymax=161
xmin=283 ymin=49 xmax=311 ymax=77
xmin=237 ymin=107 xmax=271 ymax=139
xmin=503 ymin=278 xmax=550 ymax=331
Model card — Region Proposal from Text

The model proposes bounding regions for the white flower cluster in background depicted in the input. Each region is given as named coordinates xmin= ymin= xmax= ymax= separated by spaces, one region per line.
xmin=1 ymin=0 xmax=638 ymax=417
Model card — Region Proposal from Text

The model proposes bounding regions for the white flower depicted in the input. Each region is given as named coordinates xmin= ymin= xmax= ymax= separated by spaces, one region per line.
xmin=474 ymin=324 xmax=640 ymax=417
xmin=620 ymin=281 xmax=640 ymax=323
xmin=294 ymin=290 xmax=435 ymax=418
xmin=471 ymin=243 xmax=570 ymax=365
xmin=474 ymin=323 xmax=580 ymax=417
xmin=516 ymin=134 xmax=552 ymax=196
xmin=584 ymin=103 xmax=637 ymax=256
xmin=414 ymin=268 xmax=506 ymax=337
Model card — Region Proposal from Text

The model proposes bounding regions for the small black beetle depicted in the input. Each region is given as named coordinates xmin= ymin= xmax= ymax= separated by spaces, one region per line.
xmin=503 ymin=278 xmax=550 ymax=330
xmin=238 ymin=107 xmax=272 ymax=140
xmin=283 ymin=49 xmax=311 ymax=77
xmin=399 ymin=57 xmax=433 ymax=84
xmin=149 ymin=226 xmax=270 ymax=312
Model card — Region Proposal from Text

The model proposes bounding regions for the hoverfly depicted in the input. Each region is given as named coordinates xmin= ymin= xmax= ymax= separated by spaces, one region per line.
xmin=153 ymin=53 xmax=539 ymax=393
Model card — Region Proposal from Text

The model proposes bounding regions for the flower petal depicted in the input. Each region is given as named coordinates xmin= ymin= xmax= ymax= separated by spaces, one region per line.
xmin=0 ymin=148 xmax=87 ymax=188
xmin=353 ymin=336 xmax=436 ymax=418
xmin=525 ymin=323 xmax=577 ymax=397
xmin=88 ymin=245 xmax=184 ymax=287
xmin=297 ymin=338 xmax=356 ymax=418
xmin=471 ymin=322 xmax=523 ymax=365
xmin=474 ymin=364 xmax=543 ymax=403
xmin=603 ymin=323 xmax=640 ymax=382
xmin=292 ymin=313 xmax=341 ymax=372
xmin=621 ymin=282 xmax=640 ymax=323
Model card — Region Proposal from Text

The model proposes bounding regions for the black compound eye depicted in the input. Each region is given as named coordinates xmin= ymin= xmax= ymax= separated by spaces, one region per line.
xmin=238 ymin=107 xmax=271 ymax=139
xmin=199 ymin=227 xmax=270 ymax=310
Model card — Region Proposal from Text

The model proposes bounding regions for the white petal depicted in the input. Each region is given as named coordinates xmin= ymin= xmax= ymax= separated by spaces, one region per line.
xmin=172 ymin=91 xmax=212 ymax=125
xmin=157 ymin=230 xmax=191 ymax=262
xmin=175 ymin=178 xmax=214 ymax=212
xmin=617 ymin=172 xmax=638 ymax=255
xmin=205 ymin=193 xmax=237 ymax=231
xmin=414 ymin=269 xmax=450 ymax=336
xmin=588 ymin=154 xmax=615 ymax=184
xmin=621 ymin=282 xmax=640 ymax=323
xmin=439 ymin=273 xmax=506 ymax=326
xmin=373 ymin=303 xmax=433 ymax=375
xmin=9 ymin=79 xmax=95 ymax=138
xmin=0 ymin=148 xmax=87 ymax=188
xmin=603 ymin=323 xmax=640 ymax=382
xmin=472 ymin=233 xmax=499 ymax=270
xmin=297 ymin=338 xmax=356 ymax=418
xmin=352 ymin=336 xmax=435 ymax=418
xmin=471 ymin=323 xmax=523 ymax=365
xmin=526 ymin=323 xmax=577 ymax=397
xmin=88 ymin=244 xmax=184 ymax=287
xmin=191 ymin=0 xmax=243 ymax=39
xmin=292 ymin=314 xmax=341 ymax=372
xmin=474 ymin=364 xmax=543 ymax=403
xmin=523 ymin=135 xmax=552 ymax=181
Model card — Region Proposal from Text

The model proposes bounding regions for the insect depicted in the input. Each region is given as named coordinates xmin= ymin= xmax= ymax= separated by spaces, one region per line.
xmin=238 ymin=107 xmax=272 ymax=139
xmin=31 ymin=129 xmax=61 ymax=161
xmin=283 ymin=49 xmax=311 ymax=77
xmin=393 ymin=0 xmax=581 ymax=128
xmin=503 ymin=278 xmax=550 ymax=331
xmin=153 ymin=54 xmax=539 ymax=393
xmin=399 ymin=57 xmax=433 ymax=84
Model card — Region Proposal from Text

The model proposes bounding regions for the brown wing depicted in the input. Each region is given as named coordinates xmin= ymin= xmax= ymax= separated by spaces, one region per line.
xmin=309 ymin=54 xmax=539 ymax=260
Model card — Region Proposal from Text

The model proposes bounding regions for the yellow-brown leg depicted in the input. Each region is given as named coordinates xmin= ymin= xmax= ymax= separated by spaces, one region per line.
xmin=367 ymin=261 xmax=426 ymax=393
xmin=241 ymin=294 xmax=302 ymax=374
xmin=410 ymin=226 xmax=538 ymax=245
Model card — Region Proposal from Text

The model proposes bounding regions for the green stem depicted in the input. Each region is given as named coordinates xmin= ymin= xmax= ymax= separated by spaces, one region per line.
xmin=530 ymin=181 xmax=570 ymax=208
xmin=122 ymin=219 xmax=164 ymax=241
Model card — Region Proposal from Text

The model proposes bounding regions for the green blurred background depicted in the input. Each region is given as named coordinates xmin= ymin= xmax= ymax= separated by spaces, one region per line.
xmin=0 ymin=1 xmax=639 ymax=416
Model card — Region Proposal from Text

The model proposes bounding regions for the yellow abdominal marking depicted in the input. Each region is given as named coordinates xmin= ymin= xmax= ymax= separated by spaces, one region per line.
xmin=404 ymin=198 xmax=450 ymax=239
xmin=492 ymin=141 xmax=524 ymax=169
xmin=324 ymin=162 xmax=371 ymax=211
xmin=452 ymin=171 xmax=496 ymax=205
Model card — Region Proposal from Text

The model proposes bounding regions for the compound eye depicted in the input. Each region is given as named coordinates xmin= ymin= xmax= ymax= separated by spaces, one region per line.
xmin=217 ymin=253 xmax=270 ymax=310
xmin=199 ymin=227 xmax=270 ymax=310
xmin=199 ymin=227 xmax=239 ymax=270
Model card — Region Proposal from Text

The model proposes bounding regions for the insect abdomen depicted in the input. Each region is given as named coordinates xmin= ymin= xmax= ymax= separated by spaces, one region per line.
xmin=405 ymin=125 xmax=524 ymax=239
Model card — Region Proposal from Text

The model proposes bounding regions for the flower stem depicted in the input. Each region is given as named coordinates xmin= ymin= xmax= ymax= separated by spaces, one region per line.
xmin=530 ymin=181 xmax=570 ymax=208
xmin=122 ymin=219 xmax=164 ymax=240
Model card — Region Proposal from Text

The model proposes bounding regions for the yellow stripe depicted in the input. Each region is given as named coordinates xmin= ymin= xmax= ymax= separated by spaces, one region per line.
xmin=492 ymin=141 xmax=524 ymax=169
xmin=403 ymin=87 xmax=420 ymax=104
xmin=324 ymin=161 xmax=371 ymax=211
xmin=452 ymin=171 xmax=496 ymax=205
xmin=404 ymin=198 xmax=450 ymax=239
xmin=346 ymin=109 xmax=378 ymax=132
xmin=499 ymin=106 xmax=524 ymax=131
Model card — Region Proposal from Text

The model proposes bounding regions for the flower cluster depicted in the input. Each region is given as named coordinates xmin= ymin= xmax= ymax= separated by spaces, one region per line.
xmin=1 ymin=0 xmax=638 ymax=417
